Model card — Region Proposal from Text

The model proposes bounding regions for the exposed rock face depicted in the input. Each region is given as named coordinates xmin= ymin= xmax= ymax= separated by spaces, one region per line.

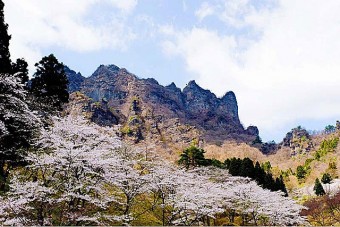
xmin=64 ymin=66 xmax=85 ymax=93
xmin=279 ymin=126 xmax=314 ymax=155
xmin=246 ymin=126 xmax=259 ymax=136
xmin=90 ymin=99 xmax=119 ymax=127
xmin=65 ymin=64 xmax=259 ymax=144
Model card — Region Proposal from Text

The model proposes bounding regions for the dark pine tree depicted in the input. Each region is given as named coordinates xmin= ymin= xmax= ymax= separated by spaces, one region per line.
xmin=278 ymin=175 xmax=288 ymax=196
xmin=313 ymin=178 xmax=325 ymax=196
xmin=206 ymin=158 xmax=224 ymax=168
xmin=321 ymin=173 xmax=332 ymax=184
xmin=274 ymin=175 xmax=288 ymax=196
xmin=30 ymin=54 xmax=69 ymax=111
xmin=240 ymin=158 xmax=255 ymax=178
xmin=296 ymin=165 xmax=306 ymax=180
xmin=224 ymin=158 xmax=231 ymax=169
xmin=0 ymin=0 xmax=12 ymax=74
xmin=228 ymin=158 xmax=242 ymax=176
xmin=12 ymin=58 xmax=29 ymax=84
xmin=254 ymin=161 xmax=265 ymax=185
xmin=263 ymin=172 xmax=275 ymax=189
xmin=225 ymin=158 xmax=288 ymax=195
xmin=178 ymin=146 xmax=207 ymax=170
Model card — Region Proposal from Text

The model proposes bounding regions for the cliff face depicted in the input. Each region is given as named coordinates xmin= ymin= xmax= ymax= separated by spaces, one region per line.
xmin=66 ymin=64 xmax=258 ymax=144
xmin=279 ymin=126 xmax=314 ymax=155
xmin=64 ymin=66 xmax=84 ymax=93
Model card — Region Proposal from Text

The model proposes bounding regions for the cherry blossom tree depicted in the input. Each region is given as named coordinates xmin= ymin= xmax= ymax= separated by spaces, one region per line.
xmin=0 ymin=115 xmax=307 ymax=226
xmin=227 ymin=179 xmax=306 ymax=226
xmin=0 ymin=116 xmax=121 ymax=225
xmin=149 ymin=165 xmax=306 ymax=226
xmin=105 ymin=145 xmax=152 ymax=225
xmin=0 ymin=73 xmax=39 ymax=191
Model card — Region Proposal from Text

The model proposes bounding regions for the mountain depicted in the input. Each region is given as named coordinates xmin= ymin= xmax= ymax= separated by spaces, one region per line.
xmin=64 ymin=66 xmax=84 ymax=93
xmin=65 ymin=64 xmax=259 ymax=144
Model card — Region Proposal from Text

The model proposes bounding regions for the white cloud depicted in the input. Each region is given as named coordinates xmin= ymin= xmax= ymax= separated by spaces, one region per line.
xmin=108 ymin=0 xmax=138 ymax=13
xmin=195 ymin=2 xmax=215 ymax=21
xmin=196 ymin=0 xmax=276 ymax=28
xmin=3 ymin=0 xmax=137 ymax=72
xmin=162 ymin=0 xmax=340 ymax=140
xmin=219 ymin=0 xmax=252 ymax=27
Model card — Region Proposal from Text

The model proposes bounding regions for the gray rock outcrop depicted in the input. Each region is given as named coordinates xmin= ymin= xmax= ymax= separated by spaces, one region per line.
xmin=65 ymin=64 xmax=259 ymax=144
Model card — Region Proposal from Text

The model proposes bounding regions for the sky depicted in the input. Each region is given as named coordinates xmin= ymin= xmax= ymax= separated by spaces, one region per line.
xmin=4 ymin=0 xmax=340 ymax=142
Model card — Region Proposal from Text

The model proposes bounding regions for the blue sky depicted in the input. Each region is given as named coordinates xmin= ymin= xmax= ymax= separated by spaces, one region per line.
xmin=4 ymin=0 xmax=340 ymax=142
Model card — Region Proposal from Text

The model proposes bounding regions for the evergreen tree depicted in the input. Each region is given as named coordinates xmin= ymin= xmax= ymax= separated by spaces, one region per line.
xmin=0 ymin=73 xmax=39 ymax=191
xmin=275 ymin=175 xmax=288 ymax=196
xmin=321 ymin=173 xmax=332 ymax=184
xmin=313 ymin=178 xmax=325 ymax=196
xmin=0 ymin=0 xmax=12 ymax=74
xmin=12 ymin=58 xmax=29 ymax=84
xmin=254 ymin=161 xmax=265 ymax=185
xmin=261 ymin=161 xmax=272 ymax=173
xmin=178 ymin=146 xmax=207 ymax=169
xmin=240 ymin=158 xmax=255 ymax=178
xmin=224 ymin=159 xmax=231 ymax=169
xmin=225 ymin=159 xmax=288 ymax=195
xmin=30 ymin=54 xmax=69 ymax=111
xmin=209 ymin=158 xmax=224 ymax=168
xmin=324 ymin=125 xmax=336 ymax=134
xmin=296 ymin=165 xmax=306 ymax=180
xmin=228 ymin=158 xmax=242 ymax=176
xmin=263 ymin=173 xmax=275 ymax=189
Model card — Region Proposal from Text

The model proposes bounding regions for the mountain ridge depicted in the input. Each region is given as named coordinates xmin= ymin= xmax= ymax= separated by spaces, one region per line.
xmin=65 ymin=64 xmax=259 ymax=144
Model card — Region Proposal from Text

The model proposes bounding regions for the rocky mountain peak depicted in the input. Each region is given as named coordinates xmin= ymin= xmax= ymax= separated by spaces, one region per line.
xmin=183 ymin=80 xmax=217 ymax=100
xmin=187 ymin=80 xmax=198 ymax=87
xmin=142 ymin=78 xmax=159 ymax=85
xmin=91 ymin=64 xmax=121 ymax=78
xmin=107 ymin=64 xmax=120 ymax=71
xmin=221 ymin=91 xmax=236 ymax=102
xmin=184 ymin=80 xmax=205 ymax=93
xmin=64 ymin=66 xmax=85 ymax=93
xmin=65 ymin=64 xmax=259 ymax=145
xmin=166 ymin=82 xmax=181 ymax=92
xmin=279 ymin=126 xmax=314 ymax=155
xmin=220 ymin=91 xmax=238 ymax=121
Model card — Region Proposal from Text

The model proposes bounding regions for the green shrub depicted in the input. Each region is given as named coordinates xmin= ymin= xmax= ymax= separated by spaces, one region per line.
xmin=314 ymin=137 xmax=339 ymax=160
xmin=121 ymin=125 xmax=133 ymax=135
xmin=296 ymin=165 xmax=307 ymax=180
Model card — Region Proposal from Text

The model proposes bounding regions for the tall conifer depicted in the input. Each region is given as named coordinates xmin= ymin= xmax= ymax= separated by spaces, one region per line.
xmin=313 ymin=178 xmax=325 ymax=196
xmin=0 ymin=0 xmax=12 ymax=73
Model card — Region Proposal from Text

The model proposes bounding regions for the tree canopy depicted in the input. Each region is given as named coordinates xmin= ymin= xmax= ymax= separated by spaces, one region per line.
xmin=0 ymin=73 xmax=39 ymax=191
xmin=178 ymin=146 xmax=208 ymax=169
xmin=0 ymin=117 xmax=306 ymax=225
xmin=321 ymin=173 xmax=332 ymax=184
xmin=30 ymin=54 xmax=69 ymax=111
xmin=0 ymin=0 xmax=11 ymax=74
xmin=314 ymin=178 xmax=325 ymax=196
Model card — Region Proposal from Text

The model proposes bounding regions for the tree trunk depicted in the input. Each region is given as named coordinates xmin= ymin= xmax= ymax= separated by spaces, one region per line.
xmin=162 ymin=197 xmax=165 ymax=226
xmin=252 ymin=212 xmax=258 ymax=226
xmin=0 ymin=161 xmax=9 ymax=192
xmin=37 ymin=203 xmax=44 ymax=226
